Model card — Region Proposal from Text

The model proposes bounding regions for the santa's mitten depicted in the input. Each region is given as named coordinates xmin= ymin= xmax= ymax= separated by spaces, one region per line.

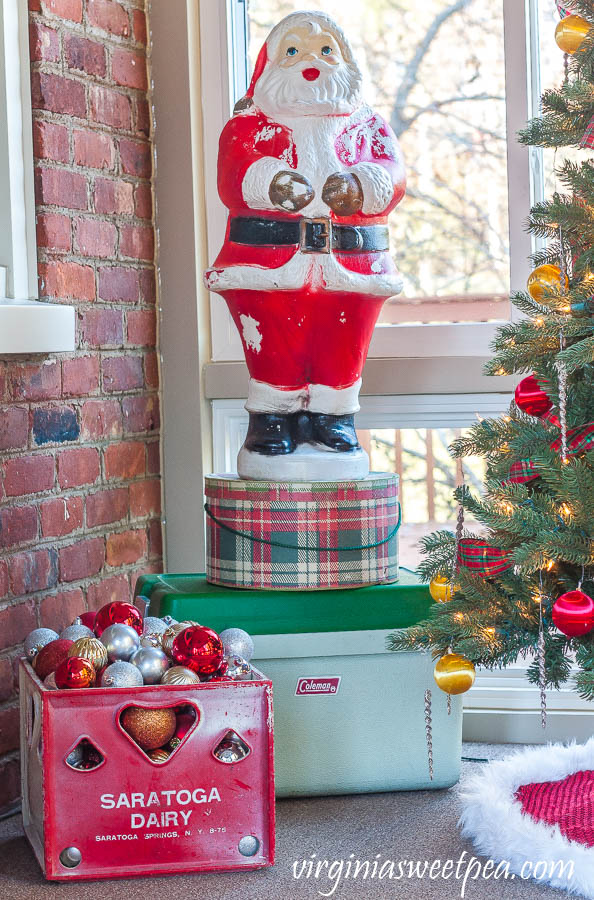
xmin=269 ymin=171 xmax=314 ymax=212
xmin=322 ymin=172 xmax=363 ymax=216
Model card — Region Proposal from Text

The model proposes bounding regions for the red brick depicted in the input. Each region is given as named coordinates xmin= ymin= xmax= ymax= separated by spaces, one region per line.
xmin=104 ymin=440 xmax=145 ymax=479
xmin=59 ymin=537 xmax=105 ymax=582
xmin=130 ymin=479 xmax=160 ymax=518
xmin=0 ymin=758 xmax=21 ymax=810
xmin=0 ymin=506 xmax=38 ymax=549
xmin=0 ymin=706 xmax=19 ymax=755
xmin=75 ymin=217 xmax=117 ymax=258
xmin=88 ymin=0 xmax=130 ymax=37
xmin=86 ymin=487 xmax=128 ymax=527
xmin=73 ymin=130 xmax=114 ymax=169
xmin=0 ymin=560 xmax=9 ymax=599
xmin=57 ymin=447 xmax=100 ymax=489
xmin=120 ymin=224 xmax=154 ymax=261
xmin=106 ymin=528 xmax=147 ymax=566
xmin=0 ymin=406 xmax=28 ymax=450
xmin=103 ymin=355 xmax=143 ymax=392
xmin=11 ymin=361 xmax=61 ymax=401
xmin=2 ymin=455 xmax=54 ymax=497
xmin=126 ymin=308 xmax=156 ymax=346
xmin=132 ymin=9 xmax=147 ymax=44
xmin=32 ymin=120 xmax=69 ymax=164
xmin=39 ymin=260 xmax=95 ymax=302
xmin=35 ymin=166 xmax=87 ymax=210
xmin=65 ymin=33 xmax=106 ymax=77
xmin=148 ymin=518 xmax=162 ymax=558
xmin=98 ymin=266 xmax=139 ymax=303
xmin=144 ymin=351 xmax=159 ymax=389
xmin=112 ymin=48 xmax=147 ymax=91
xmin=94 ymin=178 xmax=134 ymax=215
xmin=31 ymin=72 xmax=86 ymax=118
xmin=80 ymin=398 xmax=122 ymax=440
xmin=139 ymin=267 xmax=156 ymax=304
xmin=62 ymin=355 xmax=100 ymax=396
xmin=29 ymin=22 xmax=60 ymax=63
xmin=40 ymin=587 xmax=85 ymax=631
xmin=0 ymin=600 xmax=36 ymax=650
xmin=9 ymin=549 xmax=58 ymax=596
xmin=36 ymin=212 xmax=71 ymax=251
xmin=40 ymin=496 xmax=84 ymax=538
xmin=87 ymin=573 xmax=130 ymax=610
xmin=79 ymin=307 xmax=123 ymax=348
xmin=89 ymin=84 xmax=131 ymax=130
xmin=0 ymin=658 xmax=15 ymax=702
xmin=134 ymin=183 xmax=152 ymax=219
xmin=135 ymin=97 xmax=150 ymax=137
xmin=119 ymin=139 xmax=151 ymax=178
xmin=146 ymin=440 xmax=160 ymax=475
xmin=43 ymin=0 xmax=82 ymax=20
xmin=122 ymin=394 xmax=159 ymax=433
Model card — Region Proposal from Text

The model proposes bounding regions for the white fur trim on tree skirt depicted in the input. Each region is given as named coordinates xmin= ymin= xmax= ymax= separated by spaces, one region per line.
xmin=241 ymin=156 xmax=286 ymax=210
xmin=350 ymin=162 xmax=395 ymax=216
xmin=459 ymin=738 xmax=594 ymax=899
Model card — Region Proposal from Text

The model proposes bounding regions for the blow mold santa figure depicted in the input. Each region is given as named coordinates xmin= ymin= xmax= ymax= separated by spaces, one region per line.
xmin=205 ymin=11 xmax=405 ymax=480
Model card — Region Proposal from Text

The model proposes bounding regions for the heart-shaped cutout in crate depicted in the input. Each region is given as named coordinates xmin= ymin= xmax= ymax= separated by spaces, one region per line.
xmin=118 ymin=702 xmax=199 ymax=764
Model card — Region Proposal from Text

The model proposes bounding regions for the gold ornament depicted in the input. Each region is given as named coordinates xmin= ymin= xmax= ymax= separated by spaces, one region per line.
xmin=429 ymin=575 xmax=458 ymax=603
xmin=160 ymin=665 xmax=201 ymax=685
xmin=434 ymin=653 xmax=476 ymax=695
xmin=161 ymin=621 xmax=201 ymax=656
xmin=527 ymin=264 xmax=568 ymax=302
xmin=120 ymin=706 xmax=177 ymax=751
xmin=68 ymin=636 xmax=108 ymax=671
xmin=555 ymin=14 xmax=591 ymax=54
xmin=148 ymin=748 xmax=170 ymax=763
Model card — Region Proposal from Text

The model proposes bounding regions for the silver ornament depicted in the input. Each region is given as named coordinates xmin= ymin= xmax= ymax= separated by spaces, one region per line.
xmin=224 ymin=654 xmax=252 ymax=681
xmin=139 ymin=634 xmax=161 ymax=648
xmin=143 ymin=616 xmax=168 ymax=637
xmin=220 ymin=628 xmax=254 ymax=662
xmin=24 ymin=628 xmax=58 ymax=659
xmin=130 ymin=647 xmax=170 ymax=684
xmin=100 ymin=623 xmax=140 ymax=662
xmin=100 ymin=661 xmax=143 ymax=688
xmin=213 ymin=729 xmax=251 ymax=763
xmin=44 ymin=672 xmax=58 ymax=691
xmin=60 ymin=623 xmax=94 ymax=642
xmin=161 ymin=615 xmax=178 ymax=627
xmin=160 ymin=666 xmax=202 ymax=685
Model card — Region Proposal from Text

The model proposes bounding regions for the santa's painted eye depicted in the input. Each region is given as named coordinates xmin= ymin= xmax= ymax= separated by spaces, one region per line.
xmin=321 ymin=45 xmax=332 ymax=55
xmin=286 ymin=46 xmax=298 ymax=56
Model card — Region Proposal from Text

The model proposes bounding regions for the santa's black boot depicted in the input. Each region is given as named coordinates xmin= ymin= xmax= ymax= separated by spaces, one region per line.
xmin=244 ymin=413 xmax=296 ymax=455
xmin=310 ymin=413 xmax=360 ymax=452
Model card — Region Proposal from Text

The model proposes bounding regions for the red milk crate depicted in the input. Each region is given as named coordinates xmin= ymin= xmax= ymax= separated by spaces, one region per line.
xmin=19 ymin=659 xmax=275 ymax=880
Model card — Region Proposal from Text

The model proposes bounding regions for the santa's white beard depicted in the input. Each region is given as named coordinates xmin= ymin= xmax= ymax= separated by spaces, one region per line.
xmin=253 ymin=59 xmax=361 ymax=118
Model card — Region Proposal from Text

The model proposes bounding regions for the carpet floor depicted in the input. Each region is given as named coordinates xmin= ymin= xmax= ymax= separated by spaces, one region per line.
xmin=0 ymin=743 xmax=567 ymax=900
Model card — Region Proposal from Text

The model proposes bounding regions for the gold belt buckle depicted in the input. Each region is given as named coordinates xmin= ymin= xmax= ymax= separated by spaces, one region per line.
xmin=299 ymin=216 xmax=332 ymax=253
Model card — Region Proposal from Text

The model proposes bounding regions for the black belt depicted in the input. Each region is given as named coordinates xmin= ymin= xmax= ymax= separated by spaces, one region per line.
xmin=229 ymin=216 xmax=389 ymax=254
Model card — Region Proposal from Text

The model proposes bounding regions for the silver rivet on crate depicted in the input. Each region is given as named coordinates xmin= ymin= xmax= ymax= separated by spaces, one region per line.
xmin=238 ymin=835 xmax=260 ymax=857
xmin=59 ymin=847 xmax=82 ymax=868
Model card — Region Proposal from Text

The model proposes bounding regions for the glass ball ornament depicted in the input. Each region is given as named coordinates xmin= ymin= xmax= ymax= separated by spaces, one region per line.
xmin=514 ymin=375 xmax=553 ymax=418
xmin=93 ymin=601 xmax=143 ymax=638
xmin=59 ymin=622 xmax=94 ymax=642
xmin=54 ymin=656 xmax=96 ymax=689
xmin=130 ymin=647 xmax=170 ymax=684
xmin=171 ymin=625 xmax=224 ymax=675
xmin=552 ymin=589 xmax=594 ymax=637
xmin=161 ymin=615 xmax=178 ymax=627
xmin=100 ymin=623 xmax=140 ymax=662
xmin=160 ymin=666 xmax=202 ymax=685
xmin=434 ymin=652 xmax=475 ymax=695
xmin=24 ymin=628 xmax=58 ymax=660
xmin=120 ymin=706 xmax=177 ymax=752
xmin=220 ymin=627 xmax=254 ymax=662
xmin=224 ymin=654 xmax=252 ymax=681
xmin=100 ymin=660 xmax=144 ymax=688
xmin=527 ymin=264 xmax=568 ymax=302
xmin=555 ymin=14 xmax=591 ymax=54
xmin=78 ymin=611 xmax=97 ymax=631
xmin=143 ymin=616 xmax=169 ymax=637
xmin=161 ymin=621 xmax=201 ymax=656
xmin=429 ymin=576 xmax=457 ymax=603
xmin=148 ymin=748 xmax=170 ymax=763
xmin=68 ymin=637 xmax=109 ymax=671
xmin=32 ymin=639 xmax=74 ymax=680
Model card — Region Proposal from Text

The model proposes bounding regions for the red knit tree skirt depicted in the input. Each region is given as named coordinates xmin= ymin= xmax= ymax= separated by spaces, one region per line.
xmin=516 ymin=770 xmax=594 ymax=848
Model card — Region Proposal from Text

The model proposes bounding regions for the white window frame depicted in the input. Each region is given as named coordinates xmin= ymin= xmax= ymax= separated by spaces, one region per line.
xmin=0 ymin=0 xmax=74 ymax=354
xmin=199 ymin=0 xmax=540 ymax=369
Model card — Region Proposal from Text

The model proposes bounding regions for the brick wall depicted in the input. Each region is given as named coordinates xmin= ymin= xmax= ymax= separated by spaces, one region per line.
xmin=0 ymin=0 xmax=160 ymax=812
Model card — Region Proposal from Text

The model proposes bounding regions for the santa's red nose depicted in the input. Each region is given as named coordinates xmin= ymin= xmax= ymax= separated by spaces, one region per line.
xmin=302 ymin=67 xmax=320 ymax=81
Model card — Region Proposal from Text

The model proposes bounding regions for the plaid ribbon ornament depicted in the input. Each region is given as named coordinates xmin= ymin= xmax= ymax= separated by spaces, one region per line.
xmin=580 ymin=116 xmax=594 ymax=149
xmin=457 ymin=539 xmax=513 ymax=577
xmin=556 ymin=1 xmax=573 ymax=16
xmin=509 ymin=423 xmax=594 ymax=483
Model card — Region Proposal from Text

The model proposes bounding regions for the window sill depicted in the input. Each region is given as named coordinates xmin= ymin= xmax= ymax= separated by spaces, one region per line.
xmin=0 ymin=299 xmax=75 ymax=354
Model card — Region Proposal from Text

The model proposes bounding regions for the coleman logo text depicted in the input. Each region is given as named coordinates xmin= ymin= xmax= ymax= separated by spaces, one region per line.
xmin=295 ymin=676 xmax=341 ymax=696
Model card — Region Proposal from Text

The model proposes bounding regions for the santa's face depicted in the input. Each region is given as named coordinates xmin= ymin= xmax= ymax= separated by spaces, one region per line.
xmin=252 ymin=21 xmax=361 ymax=119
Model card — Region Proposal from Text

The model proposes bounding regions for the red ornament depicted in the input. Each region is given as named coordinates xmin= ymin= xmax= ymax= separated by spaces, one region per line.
xmin=169 ymin=708 xmax=198 ymax=750
xmin=79 ymin=610 xmax=97 ymax=630
xmin=93 ymin=601 xmax=143 ymax=638
xmin=552 ymin=590 xmax=594 ymax=637
xmin=172 ymin=626 xmax=224 ymax=675
xmin=54 ymin=656 xmax=97 ymax=689
xmin=515 ymin=375 xmax=553 ymax=418
xmin=33 ymin=639 xmax=74 ymax=681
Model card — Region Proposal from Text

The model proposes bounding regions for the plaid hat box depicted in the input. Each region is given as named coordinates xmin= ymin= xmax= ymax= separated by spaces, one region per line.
xmin=204 ymin=473 xmax=400 ymax=590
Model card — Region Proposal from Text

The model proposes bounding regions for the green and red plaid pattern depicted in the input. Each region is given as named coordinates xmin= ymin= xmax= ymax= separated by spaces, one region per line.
xmin=457 ymin=539 xmax=513 ymax=577
xmin=550 ymin=422 xmax=594 ymax=453
xmin=556 ymin=1 xmax=573 ymax=16
xmin=580 ymin=115 xmax=594 ymax=149
xmin=205 ymin=474 xmax=399 ymax=590
xmin=509 ymin=459 xmax=539 ymax=484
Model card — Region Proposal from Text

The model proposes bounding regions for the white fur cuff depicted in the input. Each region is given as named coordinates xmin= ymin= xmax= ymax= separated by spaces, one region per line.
xmin=246 ymin=379 xmax=307 ymax=414
xmin=309 ymin=379 xmax=362 ymax=415
xmin=241 ymin=157 xmax=286 ymax=210
xmin=351 ymin=162 xmax=394 ymax=216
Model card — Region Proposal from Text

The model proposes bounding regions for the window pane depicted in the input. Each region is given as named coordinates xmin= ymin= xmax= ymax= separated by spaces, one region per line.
xmin=358 ymin=427 xmax=486 ymax=569
xmin=243 ymin=1 xmax=511 ymax=325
